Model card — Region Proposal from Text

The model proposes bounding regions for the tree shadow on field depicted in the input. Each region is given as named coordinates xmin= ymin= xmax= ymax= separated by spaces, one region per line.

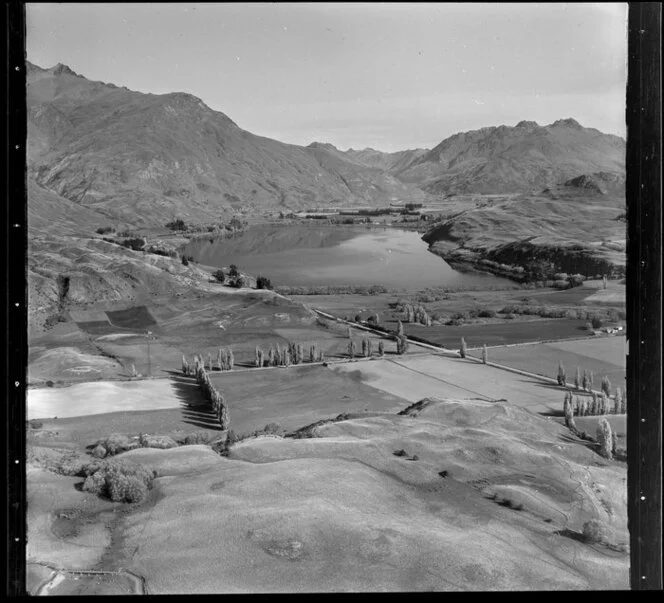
xmin=539 ymin=408 xmax=565 ymax=417
xmin=170 ymin=376 xmax=222 ymax=430
xmin=518 ymin=379 xmax=565 ymax=392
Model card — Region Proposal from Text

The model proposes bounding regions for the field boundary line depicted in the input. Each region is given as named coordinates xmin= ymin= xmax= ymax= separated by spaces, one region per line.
xmin=315 ymin=308 xmax=618 ymax=395
xmin=466 ymin=333 xmax=625 ymax=351
xmin=385 ymin=357 xmax=495 ymax=401
xmin=28 ymin=561 xmax=146 ymax=595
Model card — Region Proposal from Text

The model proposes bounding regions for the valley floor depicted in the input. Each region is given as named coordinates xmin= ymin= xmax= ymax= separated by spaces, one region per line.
xmin=25 ymin=277 xmax=628 ymax=593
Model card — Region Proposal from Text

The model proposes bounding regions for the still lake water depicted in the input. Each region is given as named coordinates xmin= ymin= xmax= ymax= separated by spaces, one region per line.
xmin=182 ymin=225 xmax=512 ymax=290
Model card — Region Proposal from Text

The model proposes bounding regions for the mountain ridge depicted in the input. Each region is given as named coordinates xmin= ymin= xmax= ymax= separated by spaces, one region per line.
xmin=27 ymin=60 xmax=625 ymax=229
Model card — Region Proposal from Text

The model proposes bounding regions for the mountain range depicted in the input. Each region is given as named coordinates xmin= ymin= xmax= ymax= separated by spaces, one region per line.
xmin=27 ymin=61 xmax=625 ymax=231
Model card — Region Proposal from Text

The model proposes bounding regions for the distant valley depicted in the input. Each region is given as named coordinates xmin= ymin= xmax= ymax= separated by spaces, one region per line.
xmin=26 ymin=61 xmax=626 ymax=332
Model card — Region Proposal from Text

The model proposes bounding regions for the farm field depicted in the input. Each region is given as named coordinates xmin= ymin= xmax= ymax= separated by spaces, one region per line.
xmin=27 ymin=379 xmax=187 ymax=420
xmin=403 ymin=319 xmax=591 ymax=348
xmin=28 ymin=289 xmax=399 ymax=386
xmin=332 ymin=355 xmax=569 ymax=417
xmin=208 ymin=363 xmax=410 ymax=434
xmin=468 ymin=336 xmax=626 ymax=390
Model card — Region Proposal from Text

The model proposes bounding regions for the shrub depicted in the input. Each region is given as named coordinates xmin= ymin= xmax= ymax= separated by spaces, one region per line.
xmin=256 ymin=275 xmax=272 ymax=290
xmin=556 ymin=361 xmax=567 ymax=386
xmin=139 ymin=433 xmax=178 ymax=450
xmin=91 ymin=444 xmax=107 ymax=458
xmin=28 ymin=420 xmax=43 ymax=429
xmin=166 ymin=218 xmax=187 ymax=231
xmin=82 ymin=459 xmax=156 ymax=503
xmin=478 ymin=308 xmax=496 ymax=318
xmin=481 ymin=344 xmax=488 ymax=364
xmin=230 ymin=276 xmax=245 ymax=288
xmin=82 ymin=471 xmax=107 ymax=495
xmin=182 ymin=431 xmax=212 ymax=445
xmin=591 ymin=315 xmax=603 ymax=329
xmin=229 ymin=264 xmax=239 ymax=278
xmin=181 ymin=256 xmax=189 ymax=266
xmin=121 ymin=237 xmax=146 ymax=251
xmin=460 ymin=337 xmax=467 ymax=359
xmin=378 ymin=341 xmax=385 ymax=356
xmin=212 ymin=269 xmax=225 ymax=283
xmin=99 ymin=433 xmax=138 ymax=456
xmin=96 ymin=226 xmax=114 ymax=235
xmin=582 ymin=519 xmax=610 ymax=544
xmin=574 ymin=367 xmax=581 ymax=390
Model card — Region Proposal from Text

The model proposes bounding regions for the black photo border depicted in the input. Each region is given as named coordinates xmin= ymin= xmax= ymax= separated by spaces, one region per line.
xmin=3 ymin=1 xmax=662 ymax=595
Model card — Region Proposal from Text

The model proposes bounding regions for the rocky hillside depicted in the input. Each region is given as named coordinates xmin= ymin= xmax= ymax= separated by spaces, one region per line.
xmin=341 ymin=146 xmax=428 ymax=172
xmin=27 ymin=61 xmax=429 ymax=229
xmin=395 ymin=119 xmax=625 ymax=195
xmin=422 ymin=173 xmax=626 ymax=280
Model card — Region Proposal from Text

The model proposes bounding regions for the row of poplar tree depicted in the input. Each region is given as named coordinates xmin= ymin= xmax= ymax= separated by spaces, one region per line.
xmin=563 ymin=396 xmax=622 ymax=460
xmin=556 ymin=362 xmax=616 ymax=396
xmin=347 ymin=337 xmax=386 ymax=358
xmin=254 ymin=342 xmax=324 ymax=367
xmin=563 ymin=388 xmax=627 ymax=418
xmin=182 ymin=349 xmax=234 ymax=375
xmin=191 ymin=354 xmax=229 ymax=430
xmin=402 ymin=304 xmax=432 ymax=326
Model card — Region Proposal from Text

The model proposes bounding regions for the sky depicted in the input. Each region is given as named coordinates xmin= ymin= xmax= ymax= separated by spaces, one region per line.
xmin=26 ymin=2 xmax=628 ymax=152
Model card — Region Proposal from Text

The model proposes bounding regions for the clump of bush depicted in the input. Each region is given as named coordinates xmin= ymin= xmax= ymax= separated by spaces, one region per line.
xmin=97 ymin=433 xmax=140 ymax=457
xmin=212 ymin=269 xmax=225 ymax=283
xmin=166 ymin=218 xmax=187 ymax=231
xmin=256 ymin=275 xmax=272 ymax=290
xmin=82 ymin=459 xmax=157 ymax=503
xmin=146 ymin=245 xmax=177 ymax=258
xmin=274 ymin=284 xmax=387 ymax=296
xmin=121 ymin=237 xmax=146 ymax=252
xmin=138 ymin=433 xmax=178 ymax=450
xmin=498 ymin=304 xmax=567 ymax=318
xmin=180 ymin=431 xmax=214 ymax=445
xmin=96 ymin=226 xmax=114 ymax=235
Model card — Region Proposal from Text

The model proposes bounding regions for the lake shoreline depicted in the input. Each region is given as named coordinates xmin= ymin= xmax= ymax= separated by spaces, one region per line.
xmin=181 ymin=224 xmax=514 ymax=291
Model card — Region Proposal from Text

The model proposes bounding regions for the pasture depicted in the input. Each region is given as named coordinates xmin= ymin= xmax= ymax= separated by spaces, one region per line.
xmin=468 ymin=336 xmax=626 ymax=391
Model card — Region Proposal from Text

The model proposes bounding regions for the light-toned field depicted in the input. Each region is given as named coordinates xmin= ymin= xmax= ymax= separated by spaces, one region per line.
xmin=27 ymin=379 xmax=186 ymax=420
xmin=333 ymin=355 xmax=567 ymax=416
xmin=468 ymin=336 xmax=626 ymax=392
xmin=112 ymin=399 xmax=628 ymax=592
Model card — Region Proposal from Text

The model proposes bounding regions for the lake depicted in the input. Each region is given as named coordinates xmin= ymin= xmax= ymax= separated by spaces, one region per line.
xmin=182 ymin=225 xmax=513 ymax=290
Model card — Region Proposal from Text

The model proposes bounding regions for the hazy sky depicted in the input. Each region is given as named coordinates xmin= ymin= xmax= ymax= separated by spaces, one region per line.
xmin=26 ymin=2 xmax=627 ymax=152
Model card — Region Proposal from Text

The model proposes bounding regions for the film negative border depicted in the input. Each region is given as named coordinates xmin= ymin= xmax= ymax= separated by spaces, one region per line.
xmin=4 ymin=1 xmax=28 ymax=597
xmin=626 ymin=1 xmax=663 ymax=592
